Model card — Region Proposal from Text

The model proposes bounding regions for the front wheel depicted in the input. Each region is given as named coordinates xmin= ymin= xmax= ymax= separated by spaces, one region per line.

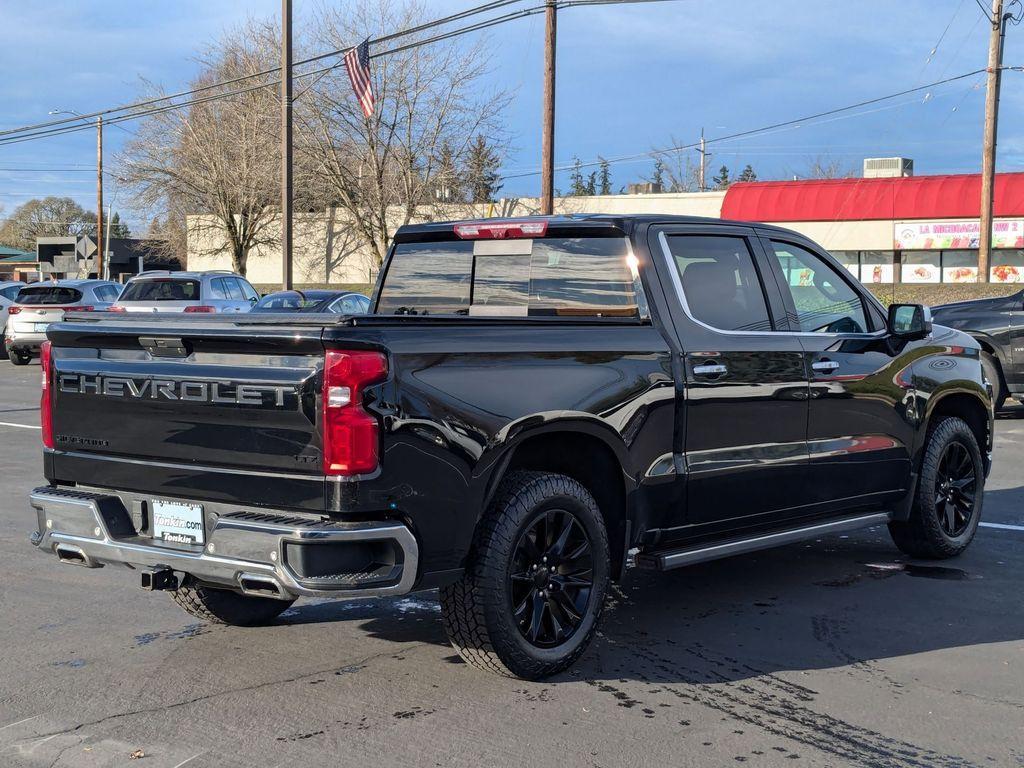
xmin=440 ymin=471 xmax=610 ymax=679
xmin=889 ymin=416 xmax=984 ymax=559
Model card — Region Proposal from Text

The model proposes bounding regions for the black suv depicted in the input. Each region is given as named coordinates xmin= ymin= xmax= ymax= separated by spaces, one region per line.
xmin=30 ymin=216 xmax=993 ymax=679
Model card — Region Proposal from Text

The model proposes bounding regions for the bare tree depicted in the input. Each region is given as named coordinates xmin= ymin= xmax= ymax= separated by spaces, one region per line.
xmin=0 ymin=197 xmax=95 ymax=251
xmin=119 ymin=21 xmax=280 ymax=276
xmin=794 ymin=155 xmax=859 ymax=180
xmin=650 ymin=137 xmax=702 ymax=192
xmin=296 ymin=1 xmax=510 ymax=267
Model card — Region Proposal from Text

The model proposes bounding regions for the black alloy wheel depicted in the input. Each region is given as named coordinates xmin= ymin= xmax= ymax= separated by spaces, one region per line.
xmin=934 ymin=439 xmax=978 ymax=537
xmin=509 ymin=508 xmax=594 ymax=649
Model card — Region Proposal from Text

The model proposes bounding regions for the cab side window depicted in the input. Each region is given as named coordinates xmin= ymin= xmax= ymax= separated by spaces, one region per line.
xmin=768 ymin=241 xmax=869 ymax=334
xmin=665 ymin=234 xmax=773 ymax=333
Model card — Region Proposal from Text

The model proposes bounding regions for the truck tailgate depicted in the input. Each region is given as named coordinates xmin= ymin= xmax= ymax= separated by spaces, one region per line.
xmin=45 ymin=317 xmax=330 ymax=510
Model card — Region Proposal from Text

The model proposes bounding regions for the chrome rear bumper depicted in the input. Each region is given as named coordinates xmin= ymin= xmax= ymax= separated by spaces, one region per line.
xmin=29 ymin=486 xmax=418 ymax=600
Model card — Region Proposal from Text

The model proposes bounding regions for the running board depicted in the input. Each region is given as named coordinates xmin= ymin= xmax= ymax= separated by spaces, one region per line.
xmin=635 ymin=513 xmax=893 ymax=571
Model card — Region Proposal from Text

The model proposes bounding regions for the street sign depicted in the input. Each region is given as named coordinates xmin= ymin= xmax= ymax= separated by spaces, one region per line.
xmin=75 ymin=236 xmax=97 ymax=259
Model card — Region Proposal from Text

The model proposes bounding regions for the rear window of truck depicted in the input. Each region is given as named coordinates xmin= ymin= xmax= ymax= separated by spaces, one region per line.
xmin=16 ymin=286 xmax=83 ymax=305
xmin=376 ymin=237 xmax=639 ymax=317
xmin=120 ymin=279 xmax=200 ymax=302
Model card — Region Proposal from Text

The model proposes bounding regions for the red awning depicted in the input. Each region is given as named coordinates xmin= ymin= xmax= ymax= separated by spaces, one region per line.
xmin=720 ymin=172 xmax=1024 ymax=222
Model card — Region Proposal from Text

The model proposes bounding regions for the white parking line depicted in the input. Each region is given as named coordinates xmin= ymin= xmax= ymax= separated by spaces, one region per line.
xmin=0 ymin=422 xmax=39 ymax=430
xmin=980 ymin=522 xmax=1024 ymax=532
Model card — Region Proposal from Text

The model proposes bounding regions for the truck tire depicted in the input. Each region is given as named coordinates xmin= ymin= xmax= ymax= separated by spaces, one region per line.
xmin=889 ymin=416 xmax=984 ymax=559
xmin=981 ymin=352 xmax=1007 ymax=411
xmin=439 ymin=471 xmax=610 ymax=680
xmin=171 ymin=576 xmax=295 ymax=626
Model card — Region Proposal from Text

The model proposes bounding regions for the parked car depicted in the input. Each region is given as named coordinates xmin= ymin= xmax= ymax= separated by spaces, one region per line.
xmin=111 ymin=271 xmax=258 ymax=314
xmin=0 ymin=281 xmax=26 ymax=360
xmin=5 ymin=279 xmax=121 ymax=365
xmin=251 ymin=289 xmax=370 ymax=314
xmin=930 ymin=289 xmax=1024 ymax=411
xmin=29 ymin=215 xmax=993 ymax=679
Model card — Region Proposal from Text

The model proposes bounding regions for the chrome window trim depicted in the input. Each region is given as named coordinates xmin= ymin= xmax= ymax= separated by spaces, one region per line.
xmin=656 ymin=230 xmax=886 ymax=340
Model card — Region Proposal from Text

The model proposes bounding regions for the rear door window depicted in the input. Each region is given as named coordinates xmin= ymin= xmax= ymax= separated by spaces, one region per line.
xmin=1 ymin=285 xmax=22 ymax=300
xmin=377 ymin=237 xmax=639 ymax=317
xmin=16 ymin=286 xmax=83 ymax=305
xmin=223 ymin=279 xmax=245 ymax=301
xmin=663 ymin=235 xmax=773 ymax=332
xmin=120 ymin=279 xmax=200 ymax=302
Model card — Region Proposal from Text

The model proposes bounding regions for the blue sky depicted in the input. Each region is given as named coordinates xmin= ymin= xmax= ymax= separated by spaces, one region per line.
xmin=0 ymin=0 xmax=1022 ymax=232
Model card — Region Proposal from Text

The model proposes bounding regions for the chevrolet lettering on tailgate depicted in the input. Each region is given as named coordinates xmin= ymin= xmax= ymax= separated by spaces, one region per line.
xmin=57 ymin=373 xmax=294 ymax=407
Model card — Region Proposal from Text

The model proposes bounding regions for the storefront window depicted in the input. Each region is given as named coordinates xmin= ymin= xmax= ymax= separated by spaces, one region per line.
xmin=860 ymin=251 xmax=894 ymax=284
xmin=902 ymin=251 xmax=940 ymax=283
xmin=941 ymin=250 xmax=978 ymax=283
xmin=991 ymin=249 xmax=1024 ymax=283
xmin=830 ymin=251 xmax=859 ymax=278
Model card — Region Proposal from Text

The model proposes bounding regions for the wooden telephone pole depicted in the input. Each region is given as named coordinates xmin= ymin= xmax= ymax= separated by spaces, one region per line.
xmin=540 ymin=1 xmax=557 ymax=215
xmin=978 ymin=0 xmax=1008 ymax=283
xmin=281 ymin=0 xmax=294 ymax=290
xmin=96 ymin=116 xmax=104 ymax=280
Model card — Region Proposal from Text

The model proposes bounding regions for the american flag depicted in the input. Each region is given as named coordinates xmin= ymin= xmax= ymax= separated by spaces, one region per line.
xmin=344 ymin=39 xmax=374 ymax=118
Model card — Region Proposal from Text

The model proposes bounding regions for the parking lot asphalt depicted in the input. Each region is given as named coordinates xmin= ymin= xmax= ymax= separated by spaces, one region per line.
xmin=0 ymin=360 xmax=1022 ymax=768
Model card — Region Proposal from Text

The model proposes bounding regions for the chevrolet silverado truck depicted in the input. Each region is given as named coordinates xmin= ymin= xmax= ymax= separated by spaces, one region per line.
xmin=930 ymin=288 xmax=1024 ymax=411
xmin=29 ymin=215 xmax=993 ymax=679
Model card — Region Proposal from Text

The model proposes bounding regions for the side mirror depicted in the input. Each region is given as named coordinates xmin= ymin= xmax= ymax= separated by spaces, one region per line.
xmin=888 ymin=303 xmax=932 ymax=340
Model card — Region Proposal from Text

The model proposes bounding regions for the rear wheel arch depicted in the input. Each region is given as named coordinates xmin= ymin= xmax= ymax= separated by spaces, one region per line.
xmin=480 ymin=427 xmax=631 ymax=578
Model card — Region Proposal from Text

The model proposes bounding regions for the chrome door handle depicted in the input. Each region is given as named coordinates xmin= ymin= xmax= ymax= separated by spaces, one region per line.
xmin=812 ymin=360 xmax=840 ymax=372
xmin=692 ymin=363 xmax=728 ymax=376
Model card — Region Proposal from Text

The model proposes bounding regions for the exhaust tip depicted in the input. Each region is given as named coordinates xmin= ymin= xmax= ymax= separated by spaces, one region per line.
xmin=54 ymin=544 xmax=94 ymax=567
xmin=238 ymin=574 xmax=287 ymax=600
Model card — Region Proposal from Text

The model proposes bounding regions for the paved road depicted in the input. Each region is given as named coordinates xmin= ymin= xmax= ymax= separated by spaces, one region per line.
xmin=1 ymin=360 xmax=1022 ymax=768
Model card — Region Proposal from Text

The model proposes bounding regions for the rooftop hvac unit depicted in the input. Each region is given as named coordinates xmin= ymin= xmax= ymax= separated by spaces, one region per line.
xmin=863 ymin=157 xmax=914 ymax=178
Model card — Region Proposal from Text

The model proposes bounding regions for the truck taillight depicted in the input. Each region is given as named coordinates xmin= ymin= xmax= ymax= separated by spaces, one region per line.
xmin=40 ymin=341 xmax=54 ymax=449
xmin=322 ymin=350 xmax=388 ymax=476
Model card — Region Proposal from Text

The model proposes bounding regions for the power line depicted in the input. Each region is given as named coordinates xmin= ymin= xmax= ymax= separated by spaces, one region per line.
xmin=0 ymin=0 xmax=677 ymax=148
xmin=0 ymin=0 xmax=531 ymax=141
xmin=498 ymin=67 xmax=1002 ymax=180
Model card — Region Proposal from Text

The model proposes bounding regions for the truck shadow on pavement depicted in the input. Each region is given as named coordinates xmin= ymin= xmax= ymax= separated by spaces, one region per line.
xmin=281 ymin=487 xmax=1024 ymax=691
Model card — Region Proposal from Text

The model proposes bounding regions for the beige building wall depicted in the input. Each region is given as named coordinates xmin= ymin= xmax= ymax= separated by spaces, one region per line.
xmin=186 ymin=192 xmax=729 ymax=285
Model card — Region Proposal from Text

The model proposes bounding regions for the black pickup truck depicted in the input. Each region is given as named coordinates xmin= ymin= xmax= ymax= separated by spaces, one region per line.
xmin=30 ymin=215 xmax=993 ymax=679
xmin=930 ymin=289 xmax=1024 ymax=411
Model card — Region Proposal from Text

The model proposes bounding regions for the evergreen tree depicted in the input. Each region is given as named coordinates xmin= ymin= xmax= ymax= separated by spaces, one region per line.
xmin=569 ymin=157 xmax=589 ymax=196
xmin=434 ymin=141 xmax=461 ymax=202
xmin=713 ymin=164 xmax=731 ymax=190
xmin=585 ymin=171 xmax=597 ymax=196
xmin=597 ymin=157 xmax=612 ymax=195
xmin=648 ymin=158 xmax=666 ymax=190
xmin=737 ymin=164 xmax=757 ymax=183
xmin=464 ymin=135 xmax=502 ymax=203
xmin=107 ymin=211 xmax=132 ymax=239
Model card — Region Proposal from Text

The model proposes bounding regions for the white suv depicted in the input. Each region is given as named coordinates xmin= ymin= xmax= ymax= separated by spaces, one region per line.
xmin=112 ymin=271 xmax=259 ymax=314
xmin=5 ymin=279 xmax=122 ymax=365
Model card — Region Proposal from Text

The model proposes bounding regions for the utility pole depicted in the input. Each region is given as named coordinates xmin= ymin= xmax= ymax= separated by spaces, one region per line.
xmin=697 ymin=128 xmax=707 ymax=192
xmin=281 ymin=0 xmax=294 ymax=290
xmin=978 ymin=0 xmax=1007 ymax=283
xmin=96 ymin=116 xmax=104 ymax=280
xmin=540 ymin=0 xmax=557 ymax=215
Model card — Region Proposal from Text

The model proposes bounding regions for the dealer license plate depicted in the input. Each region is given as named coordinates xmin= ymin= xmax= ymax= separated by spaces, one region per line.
xmin=152 ymin=500 xmax=205 ymax=546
